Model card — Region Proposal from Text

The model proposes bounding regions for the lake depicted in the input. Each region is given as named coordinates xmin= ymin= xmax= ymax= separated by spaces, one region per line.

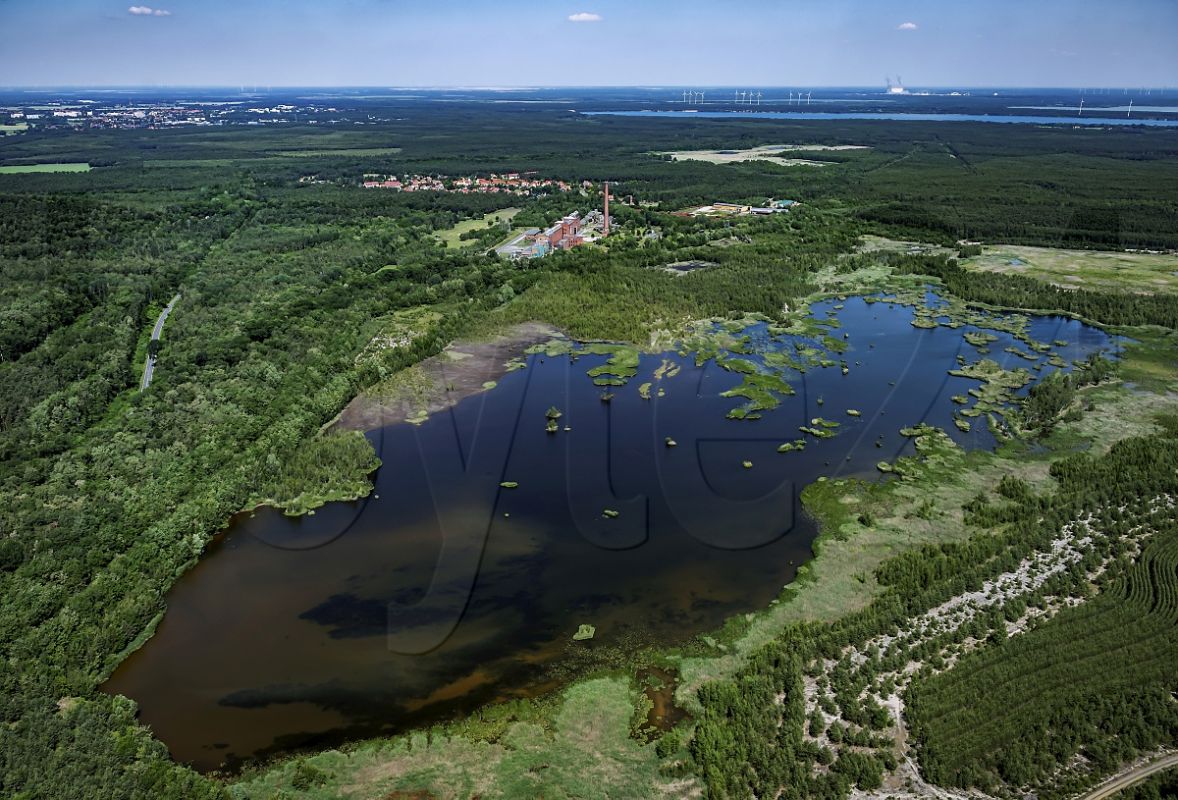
xmin=103 ymin=293 xmax=1118 ymax=771
xmin=581 ymin=110 xmax=1178 ymax=127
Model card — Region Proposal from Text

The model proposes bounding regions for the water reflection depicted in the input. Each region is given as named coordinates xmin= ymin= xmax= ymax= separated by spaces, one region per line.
xmin=103 ymin=294 xmax=1118 ymax=770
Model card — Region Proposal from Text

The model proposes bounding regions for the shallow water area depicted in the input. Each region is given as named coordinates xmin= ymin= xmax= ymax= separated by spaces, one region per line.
xmin=103 ymin=293 xmax=1118 ymax=771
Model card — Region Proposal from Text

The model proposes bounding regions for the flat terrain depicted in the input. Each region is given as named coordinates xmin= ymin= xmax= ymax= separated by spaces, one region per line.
xmin=657 ymin=143 xmax=868 ymax=167
xmin=0 ymin=161 xmax=90 ymax=173
xmin=437 ymin=207 xmax=520 ymax=249
xmin=962 ymin=245 xmax=1178 ymax=294
xmin=855 ymin=235 xmax=957 ymax=257
xmin=332 ymin=321 xmax=561 ymax=432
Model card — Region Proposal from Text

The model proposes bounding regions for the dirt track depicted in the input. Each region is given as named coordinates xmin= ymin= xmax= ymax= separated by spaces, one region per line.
xmin=1073 ymin=752 xmax=1178 ymax=800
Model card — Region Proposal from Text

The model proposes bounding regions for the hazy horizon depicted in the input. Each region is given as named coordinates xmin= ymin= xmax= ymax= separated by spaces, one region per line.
xmin=3 ymin=84 xmax=1176 ymax=91
xmin=1 ymin=0 xmax=1175 ymax=88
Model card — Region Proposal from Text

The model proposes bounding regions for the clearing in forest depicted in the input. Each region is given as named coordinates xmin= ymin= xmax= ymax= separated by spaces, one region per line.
xmin=656 ymin=143 xmax=869 ymax=167
xmin=962 ymin=245 xmax=1178 ymax=295
xmin=437 ymin=207 xmax=521 ymax=249
xmin=0 ymin=162 xmax=91 ymax=173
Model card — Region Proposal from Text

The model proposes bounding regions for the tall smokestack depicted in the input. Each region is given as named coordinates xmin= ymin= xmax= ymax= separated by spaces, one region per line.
xmin=603 ymin=181 xmax=610 ymax=237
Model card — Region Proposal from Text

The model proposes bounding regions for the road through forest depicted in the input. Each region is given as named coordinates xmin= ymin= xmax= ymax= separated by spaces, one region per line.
xmin=140 ymin=294 xmax=180 ymax=390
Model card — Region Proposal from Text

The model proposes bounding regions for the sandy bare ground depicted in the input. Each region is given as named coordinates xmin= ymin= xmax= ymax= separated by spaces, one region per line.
xmin=331 ymin=322 xmax=564 ymax=433
xmin=657 ymin=143 xmax=869 ymax=167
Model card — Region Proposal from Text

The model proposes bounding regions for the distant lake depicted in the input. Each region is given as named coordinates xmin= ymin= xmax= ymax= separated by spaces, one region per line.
xmin=1010 ymin=105 xmax=1178 ymax=114
xmin=582 ymin=110 xmax=1178 ymax=127
xmin=103 ymin=293 xmax=1118 ymax=772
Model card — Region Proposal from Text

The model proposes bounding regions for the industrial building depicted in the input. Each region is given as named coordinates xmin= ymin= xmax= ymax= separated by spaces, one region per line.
xmin=496 ymin=183 xmax=613 ymax=260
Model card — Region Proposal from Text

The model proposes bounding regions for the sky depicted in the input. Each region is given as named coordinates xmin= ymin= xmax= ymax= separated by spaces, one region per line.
xmin=0 ymin=0 xmax=1175 ymax=88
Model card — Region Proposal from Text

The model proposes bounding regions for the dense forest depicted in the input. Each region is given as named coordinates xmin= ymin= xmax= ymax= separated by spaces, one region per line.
xmin=2 ymin=103 xmax=1177 ymax=799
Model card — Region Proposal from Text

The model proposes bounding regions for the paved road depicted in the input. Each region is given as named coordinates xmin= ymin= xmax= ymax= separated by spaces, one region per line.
xmin=140 ymin=293 xmax=180 ymax=390
xmin=1075 ymin=752 xmax=1178 ymax=800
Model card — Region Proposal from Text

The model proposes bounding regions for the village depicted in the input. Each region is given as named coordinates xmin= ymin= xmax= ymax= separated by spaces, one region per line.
xmin=358 ymin=166 xmax=799 ymax=261
xmin=362 ymin=171 xmax=579 ymax=195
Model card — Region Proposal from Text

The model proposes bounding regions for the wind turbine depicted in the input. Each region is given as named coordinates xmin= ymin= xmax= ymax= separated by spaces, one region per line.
xmin=757 ymin=91 xmax=763 ymax=105
xmin=1078 ymin=97 xmax=1084 ymax=117
xmin=1127 ymin=99 xmax=1134 ymax=118
xmin=807 ymin=91 xmax=812 ymax=105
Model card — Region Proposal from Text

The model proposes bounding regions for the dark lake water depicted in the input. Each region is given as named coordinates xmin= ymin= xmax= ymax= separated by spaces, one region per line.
xmin=103 ymin=295 xmax=1117 ymax=771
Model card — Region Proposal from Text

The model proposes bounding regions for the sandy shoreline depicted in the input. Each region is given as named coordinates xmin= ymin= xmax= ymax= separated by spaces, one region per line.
xmin=331 ymin=321 xmax=565 ymax=433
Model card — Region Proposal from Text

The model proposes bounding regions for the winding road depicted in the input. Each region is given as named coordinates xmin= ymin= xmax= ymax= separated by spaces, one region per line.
xmin=140 ymin=294 xmax=180 ymax=390
xmin=1074 ymin=752 xmax=1178 ymax=800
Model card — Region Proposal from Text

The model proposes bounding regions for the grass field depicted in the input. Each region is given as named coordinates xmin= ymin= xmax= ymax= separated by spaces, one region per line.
xmin=437 ymin=207 xmax=520 ymax=249
xmin=229 ymin=678 xmax=672 ymax=800
xmin=0 ymin=123 xmax=29 ymax=135
xmin=0 ymin=162 xmax=91 ymax=173
xmin=963 ymin=245 xmax=1178 ymax=295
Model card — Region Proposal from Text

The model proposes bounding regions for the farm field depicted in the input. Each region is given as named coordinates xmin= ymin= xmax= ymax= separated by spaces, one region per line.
xmin=962 ymin=245 xmax=1178 ymax=295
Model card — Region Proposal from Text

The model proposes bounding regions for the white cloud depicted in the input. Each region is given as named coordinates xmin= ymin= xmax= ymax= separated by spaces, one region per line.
xmin=568 ymin=12 xmax=602 ymax=22
xmin=129 ymin=5 xmax=172 ymax=16
xmin=897 ymin=21 xmax=918 ymax=30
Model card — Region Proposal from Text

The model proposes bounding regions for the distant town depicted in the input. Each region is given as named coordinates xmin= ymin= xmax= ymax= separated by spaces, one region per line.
xmin=0 ymin=100 xmax=345 ymax=132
